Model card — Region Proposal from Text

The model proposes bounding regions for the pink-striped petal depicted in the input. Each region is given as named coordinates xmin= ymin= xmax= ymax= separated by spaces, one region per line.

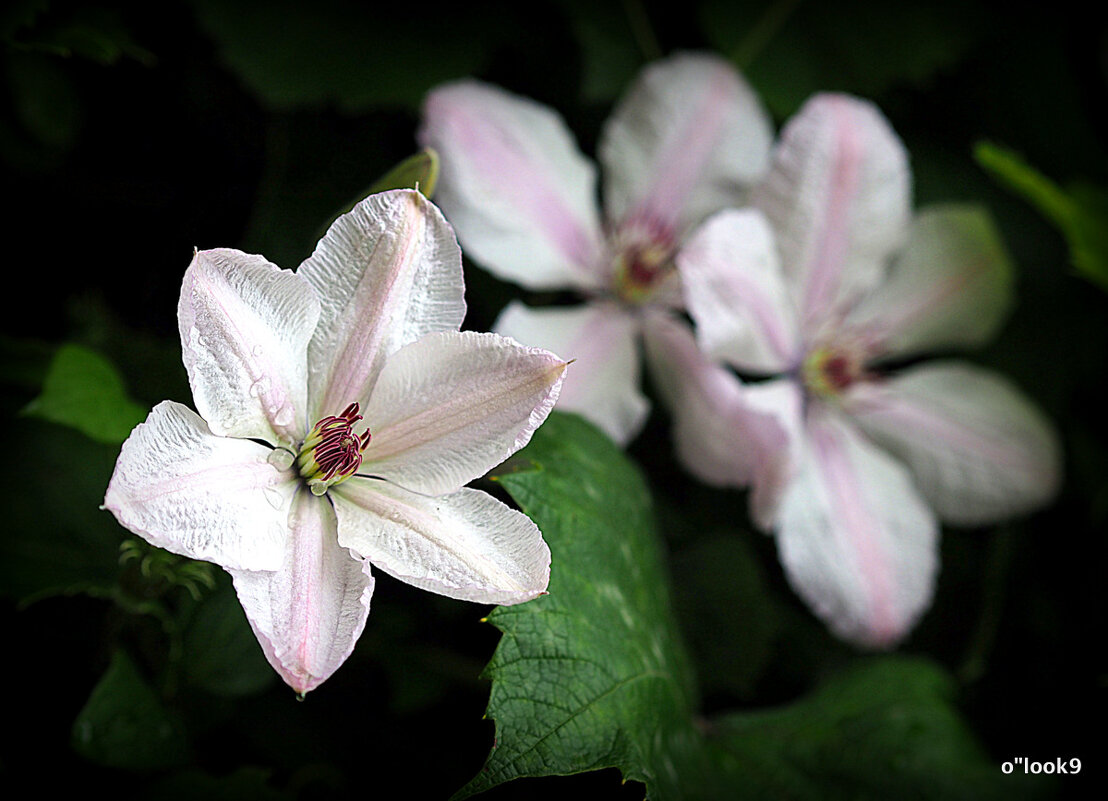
xmin=775 ymin=408 xmax=938 ymax=648
xmin=178 ymin=248 xmax=319 ymax=444
xmin=332 ymin=480 xmax=550 ymax=605
xmin=642 ymin=313 xmax=796 ymax=528
xmin=599 ymin=51 xmax=772 ymax=235
xmin=419 ymin=80 xmax=605 ymax=290
xmin=361 ymin=330 xmax=567 ymax=495
xmin=846 ymin=204 xmax=1014 ymax=359
xmin=495 ymin=300 xmax=648 ymax=445
xmin=229 ymin=489 xmax=374 ymax=695
xmin=848 ymin=362 xmax=1062 ymax=526
xmin=752 ymin=93 xmax=911 ymax=333
xmin=679 ymin=208 xmax=800 ymax=373
xmin=103 ymin=401 xmax=295 ymax=572
xmin=298 ymin=189 xmax=466 ymax=421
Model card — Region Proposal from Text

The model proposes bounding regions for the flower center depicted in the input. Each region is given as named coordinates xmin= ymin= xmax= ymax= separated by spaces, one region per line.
xmin=297 ymin=402 xmax=371 ymax=495
xmin=801 ymin=345 xmax=865 ymax=400
xmin=610 ymin=219 xmax=676 ymax=304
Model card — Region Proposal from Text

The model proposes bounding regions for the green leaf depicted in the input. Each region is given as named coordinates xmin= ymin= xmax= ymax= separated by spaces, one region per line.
xmin=72 ymin=649 xmax=191 ymax=771
xmin=455 ymin=412 xmax=703 ymax=800
xmin=23 ymin=342 xmax=146 ymax=444
xmin=707 ymin=656 xmax=1035 ymax=800
xmin=366 ymin=147 xmax=440 ymax=198
xmin=182 ymin=573 xmax=275 ymax=697
xmin=701 ymin=0 xmax=983 ymax=118
xmin=975 ymin=141 xmax=1108 ymax=291
xmin=189 ymin=0 xmax=500 ymax=111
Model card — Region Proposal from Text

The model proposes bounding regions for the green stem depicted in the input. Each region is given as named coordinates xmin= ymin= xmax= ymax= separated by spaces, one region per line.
xmin=621 ymin=0 xmax=662 ymax=61
xmin=730 ymin=0 xmax=804 ymax=69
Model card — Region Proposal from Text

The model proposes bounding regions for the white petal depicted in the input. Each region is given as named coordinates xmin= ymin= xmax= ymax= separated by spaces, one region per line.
xmin=752 ymin=93 xmax=911 ymax=331
xmin=848 ymin=362 xmax=1062 ymax=526
xmin=679 ymin=208 xmax=800 ymax=373
xmin=775 ymin=408 xmax=938 ymax=648
xmin=599 ymin=51 xmax=773 ymax=234
xmin=298 ymin=189 xmax=466 ymax=420
xmin=103 ymin=401 xmax=295 ymax=572
xmin=496 ymin=300 xmax=649 ymax=445
xmin=362 ymin=330 xmax=567 ymax=495
xmin=332 ymin=480 xmax=550 ymax=605
xmin=178 ymin=248 xmax=318 ymax=444
xmin=419 ymin=80 xmax=605 ymax=290
xmin=229 ymin=489 xmax=374 ymax=695
xmin=847 ymin=204 xmax=1014 ymax=358
xmin=641 ymin=313 xmax=797 ymax=528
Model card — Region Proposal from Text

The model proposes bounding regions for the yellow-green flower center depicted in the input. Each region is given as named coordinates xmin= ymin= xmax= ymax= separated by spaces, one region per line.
xmin=802 ymin=346 xmax=864 ymax=400
xmin=296 ymin=402 xmax=371 ymax=495
xmin=611 ymin=219 xmax=675 ymax=304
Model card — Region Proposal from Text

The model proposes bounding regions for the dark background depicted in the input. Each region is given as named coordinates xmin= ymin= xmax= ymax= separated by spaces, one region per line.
xmin=2 ymin=0 xmax=1105 ymax=798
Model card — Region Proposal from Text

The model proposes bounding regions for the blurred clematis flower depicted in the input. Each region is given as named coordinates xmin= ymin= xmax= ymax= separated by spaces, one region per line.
xmin=659 ymin=94 xmax=1062 ymax=647
xmin=104 ymin=189 xmax=567 ymax=695
xmin=419 ymin=52 xmax=773 ymax=444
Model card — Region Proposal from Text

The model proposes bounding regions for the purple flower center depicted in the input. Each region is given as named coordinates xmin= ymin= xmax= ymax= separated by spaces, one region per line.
xmin=297 ymin=402 xmax=371 ymax=494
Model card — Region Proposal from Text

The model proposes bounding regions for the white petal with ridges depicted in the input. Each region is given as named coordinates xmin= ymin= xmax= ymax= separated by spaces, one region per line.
xmin=679 ymin=208 xmax=800 ymax=373
xmin=419 ymin=80 xmax=605 ymax=290
xmin=848 ymin=362 xmax=1062 ymax=526
xmin=103 ymin=401 xmax=294 ymax=572
xmin=178 ymin=248 xmax=318 ymax=444
xmin=752 ymin=93 xmax=911 ymax=331
xmin=362 ymin=330 xmax=566 ymax=495
xmin=332 ymin=480 xmax=550 ymax=605
xmin=229 ymin=489 xmax=374 ymax=695
xmin=847 ymin=204 xmax=1014 ymax=358
xmin=496 ymin=300 xmax=648 ymax=445
xmin=775 ymin=408 xmax=938 ymax=648
xmin=599 ymin=51 xmax=772 ymax=234
xmin=299 ymin=189 xmax=466 ymax=420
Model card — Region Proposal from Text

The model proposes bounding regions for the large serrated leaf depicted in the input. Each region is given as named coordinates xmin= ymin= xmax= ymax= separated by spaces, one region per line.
xmin=455 ymin=412 xmax=703 ymax=800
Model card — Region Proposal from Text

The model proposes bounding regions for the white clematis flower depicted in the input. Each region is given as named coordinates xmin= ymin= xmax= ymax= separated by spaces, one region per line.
xmin=668 ymin=93 xmax=1062 ymax=648
xmin=104 ymin=189 xmax=567 ymax=695
xmin=419 ymin=52 xmax=773 ymax=445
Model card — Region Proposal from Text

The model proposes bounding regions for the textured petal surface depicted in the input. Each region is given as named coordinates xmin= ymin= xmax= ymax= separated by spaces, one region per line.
xmin=495 ymin=300 xmax=648 ymax=445
xmin=847 ymin=204 xmax=1014 ymax=358
xmin=752 ymin=93 xmax=911 ymax=332
xmin=103 ymin=401 xmax=295 ymax=572
xmin=775 ymin=408 xmax=938 ymax=648
xmin=229 ymin=489 xmax=374 ymax=695
xmin=642 ymin=313 xmax=795 ymax=527
xmin=333 ymin=480 xmax=550 ymax=605
xmin=599 ymin=51 xmax=772 ymax=234
xmin=419 ymin=80 xmax=605 ymax=290
xmin=679 ymin=208 xmax=800 ymax=372
xmin=362 ymin=330 xmax=566 ymax=495
xmin=848 ymin=362 xmax=1062 ymax=526
xmin=178 ymin=248 xmax=319 ymax=444
xmin=299 ymin=189 xmax=466 ymax=420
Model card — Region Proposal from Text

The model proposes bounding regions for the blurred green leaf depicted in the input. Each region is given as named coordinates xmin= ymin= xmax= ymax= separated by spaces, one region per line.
xmin=975 ymin=141 xmax=1108 ymax=291
xmin=190 ymin=0 xmax=501 ymax=111
xmin=455 ymin=412 xmax=702 ymax=800
xmin=701 ymin=0 xmax=983 ymax=117
xmin=142 ymin=768 xmax=291 ymax=801
xmin=707 ymin=657 xmax=1035 ymax=800
xmin=72 ymin=649 xmax=191 ymax=771
xmin=2 ymin=2 xmax=153 ymax=64
xmin=556 ymin=0 xmax=644 ymax=103
xmin=23 ymin=342 xmax=146 ymax=444
xmin=367 ymin=147 xmax=440 ymax=198
xmin=182 ymin=574 xmax=275 ymax=697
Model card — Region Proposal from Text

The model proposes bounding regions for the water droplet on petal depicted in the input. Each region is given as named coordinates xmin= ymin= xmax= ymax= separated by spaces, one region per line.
xmin=252 ymin=345 xmax=264 ymax=357
xmin=273 ymin=406 xmax=294 ymax=427
xmin=267 ymin=448 xmax=295 ymax=471
xmin=263 ymin=485 xmax=286 ymax=510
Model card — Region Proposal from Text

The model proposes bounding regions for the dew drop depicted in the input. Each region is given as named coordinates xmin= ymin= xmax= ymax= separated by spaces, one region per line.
xmin=263 ymin=485 xmax=286 ymax=511
xmin=252 ymin=345 xmax=264 ymax=357
xmin=273 ymin=406 xmax=294 ymax=427
xmin=248 ymin=381 xmax=262 ymax=398
xmin=267 ymin=448 xmax=295 ymax=471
